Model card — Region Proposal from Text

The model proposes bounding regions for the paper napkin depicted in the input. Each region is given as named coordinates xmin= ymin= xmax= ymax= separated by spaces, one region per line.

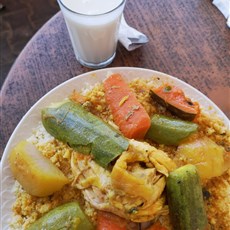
xmin=213 ymin=0 xmax=230 ymax=27
xmin=118 ymin=15 xmax=149 ymax=51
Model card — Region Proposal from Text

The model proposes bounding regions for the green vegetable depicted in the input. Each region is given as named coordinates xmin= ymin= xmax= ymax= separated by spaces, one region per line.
xmin=166 ymin=164 xmax=208 ymax=230
xmin=27 ymin=202 xmax=94 ymax=230
xmin=42 ymin=101 xmax=129 ymax=168
xmin=146 ymin=114 xmax=198 ymax=145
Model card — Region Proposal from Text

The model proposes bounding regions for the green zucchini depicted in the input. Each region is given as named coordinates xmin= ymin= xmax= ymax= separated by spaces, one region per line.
xmin=26 ymin=202 xmax=94 ymax=230
xmin=146 ymin=114 xmax=198 ymax=145
xmin=166 ymin=164 xmax=208 ymax=230
xmin=42 ymin=101 xmax=129 ymax=168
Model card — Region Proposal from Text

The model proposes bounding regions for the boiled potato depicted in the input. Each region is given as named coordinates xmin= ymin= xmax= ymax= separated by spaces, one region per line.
xmin=9 ymin=141 xmax=69 ymax=197
xmin=176 ymin=137 xmax=227 ymax=179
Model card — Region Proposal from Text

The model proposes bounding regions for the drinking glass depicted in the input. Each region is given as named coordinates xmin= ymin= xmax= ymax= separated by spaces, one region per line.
xmin=57 ymin=0 xmax=126 ymax=68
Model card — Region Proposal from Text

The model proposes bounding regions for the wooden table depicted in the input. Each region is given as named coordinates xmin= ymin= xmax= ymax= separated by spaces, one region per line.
xmin=1 ymin=0 xmax=230 ymax=159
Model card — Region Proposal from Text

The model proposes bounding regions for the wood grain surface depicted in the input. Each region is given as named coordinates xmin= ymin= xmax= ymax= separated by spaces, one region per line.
xmin=1 ymin=0 xmax=230 ymax=158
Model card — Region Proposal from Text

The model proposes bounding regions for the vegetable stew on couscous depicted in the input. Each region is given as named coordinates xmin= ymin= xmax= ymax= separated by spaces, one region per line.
xmin=8 ymin=73 xmax=230 ymax=230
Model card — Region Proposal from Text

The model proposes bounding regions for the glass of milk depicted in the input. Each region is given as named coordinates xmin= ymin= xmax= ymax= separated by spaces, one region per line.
xmin=57 ymin=0 xmax=126 ymax=68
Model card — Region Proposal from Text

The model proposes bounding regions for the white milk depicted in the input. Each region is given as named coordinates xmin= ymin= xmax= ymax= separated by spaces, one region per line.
xmin=58 ymin=0 xmax=125 ymax=67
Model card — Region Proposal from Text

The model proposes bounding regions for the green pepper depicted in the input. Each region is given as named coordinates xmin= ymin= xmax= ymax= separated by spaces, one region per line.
xmin=146 ymin=114 xmax=198 ymax=145
xmin=42 ymin=101 xmax=129 ymax=168
xmin=26 ymin=202 xmax=94 ymax=230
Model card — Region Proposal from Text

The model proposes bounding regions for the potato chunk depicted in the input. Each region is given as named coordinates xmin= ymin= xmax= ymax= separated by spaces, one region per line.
xmin=176 ymin=137 xmax=228 ymax=179
xmin=9 ymin=141 xmax=69 ymax=197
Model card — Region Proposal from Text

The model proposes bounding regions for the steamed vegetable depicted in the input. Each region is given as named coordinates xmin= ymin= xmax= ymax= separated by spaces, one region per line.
xmin=166 ymin=164 xmax=208 ymax=230
xmin=27 ymin=202 xmax=94 ymax=230
xmin=9 ymin=141 xmax=69 ymax=197
xmin=41 ymin=101 xmax=129 ymax=168
xmin=104 ymin=73 xmax=151 ymax=139
xmin=146 ymin=114 xmax=198 ymax=145
xmin=146 ymin=221 xmax=167 ymax=230
xmin=97 ymin=211 xmax=127 ymax=230
xmin=150 ymin=84 xmax=199 ymax=120
xmin=69 ymin=90 xmax=87 ymax=104
xmin=71 ymin=139 xmax=176 ymax=223
xmin=111 ymin=139 xmax=176 ymax=222
xmin=176 ymin=137 xmax=229 ymax=179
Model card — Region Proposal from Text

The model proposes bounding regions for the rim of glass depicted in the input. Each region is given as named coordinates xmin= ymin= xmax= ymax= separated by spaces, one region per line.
xmin=57 ymin=0 xmax=126 ymax=16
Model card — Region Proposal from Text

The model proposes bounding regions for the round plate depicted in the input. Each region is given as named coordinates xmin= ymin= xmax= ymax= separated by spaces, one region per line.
xmin=0 ymin=67 xmax=229 ymax=229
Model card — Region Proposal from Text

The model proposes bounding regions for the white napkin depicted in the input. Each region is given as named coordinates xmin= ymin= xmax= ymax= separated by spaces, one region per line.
xmin=213 ymin=0 xmax=230 ymax=27
xmin=118 ymin=15 xmax=149 ymax=51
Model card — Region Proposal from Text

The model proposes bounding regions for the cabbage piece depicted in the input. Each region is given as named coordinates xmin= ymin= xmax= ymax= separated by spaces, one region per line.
xmin=71 ymin=140 xmax=176 ymax=222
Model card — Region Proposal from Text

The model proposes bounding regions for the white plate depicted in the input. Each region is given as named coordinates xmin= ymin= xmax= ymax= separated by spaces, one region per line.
xmin=0 ymin=67 xmax=229 ymax=229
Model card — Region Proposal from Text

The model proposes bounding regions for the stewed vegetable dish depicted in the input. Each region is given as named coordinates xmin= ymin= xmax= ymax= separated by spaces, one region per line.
xmin=9 ymin=73 xmax=230 ymax=230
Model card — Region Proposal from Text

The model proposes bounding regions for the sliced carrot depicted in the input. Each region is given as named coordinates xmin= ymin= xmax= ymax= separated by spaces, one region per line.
xmin=104 ymin=73 xmax=151 ymax=139
xmin=69 ymin=90 xmax=87 ymax=104
xmin=97 ymin=211 xmax=127 ymax=230
xmin=146 ymin=221 xmax=167 ymax=230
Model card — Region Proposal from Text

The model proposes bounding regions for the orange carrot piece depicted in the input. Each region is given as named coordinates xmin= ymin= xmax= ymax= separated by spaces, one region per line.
xmin=104 ymin=73 xmax=151 ymax=139
xmin=97 ymin=211 xmax=127 ymax=230
xmin=69 ymin=90 xmax=86 ymax=104
xmin=146 ymin=221 xmax=167 ymax=230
